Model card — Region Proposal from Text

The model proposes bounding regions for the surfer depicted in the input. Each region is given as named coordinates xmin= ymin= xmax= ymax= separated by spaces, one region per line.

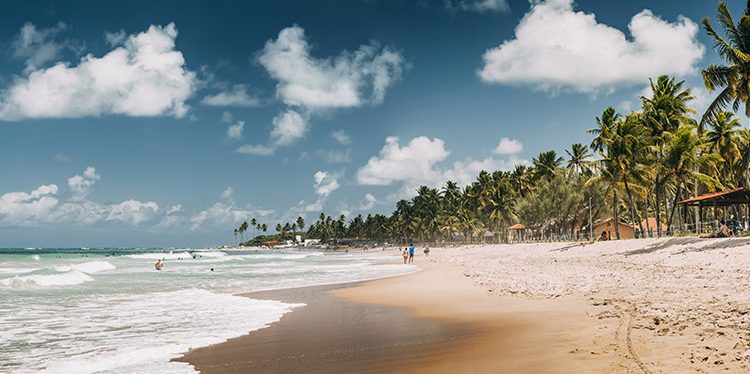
xmin=155 ymin=260 xmax=164 ymax=270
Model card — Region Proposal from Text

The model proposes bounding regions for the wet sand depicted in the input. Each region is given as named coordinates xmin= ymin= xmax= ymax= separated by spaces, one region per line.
xmin=178 ymin=261 xmax=618 ymax=373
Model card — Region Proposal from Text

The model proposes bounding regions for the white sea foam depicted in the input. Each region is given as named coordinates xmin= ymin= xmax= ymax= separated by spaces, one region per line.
xmin=54 ymin=261 xmax=115 ymax=274
xmin=192 ymin=251 xmax=226 ymax=258
xmin=0 ymin=267 xmax=38 ymax=275
xmin=32 ymin=255 xmax=40 ymax=261
xmin=1 ymin=270 xmax=94 ymax=287
xmin=127 ymin=251 xmax=193 ymax=260
xmin=3 ymin=289 xmax=303 ymax=374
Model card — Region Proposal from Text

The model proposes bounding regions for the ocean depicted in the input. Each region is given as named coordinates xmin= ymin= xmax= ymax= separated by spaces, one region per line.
xmin=0 ymin=247 xmax=415 ymax=373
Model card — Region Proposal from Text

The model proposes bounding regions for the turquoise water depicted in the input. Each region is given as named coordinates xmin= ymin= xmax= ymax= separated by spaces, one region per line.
xmin=0 ymin=248 xmax=414 ymax=373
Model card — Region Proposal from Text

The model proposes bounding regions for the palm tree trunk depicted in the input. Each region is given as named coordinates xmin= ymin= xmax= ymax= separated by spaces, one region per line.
xmin=613 ymin=189 xmax=620 ymax=240
xmin=623 ymin=179 xmax=644 ymax=236
xmin=667 ymin=183 xmax=683 ymax=231
xmin=655 ymin=179 xmax=662 ymax=236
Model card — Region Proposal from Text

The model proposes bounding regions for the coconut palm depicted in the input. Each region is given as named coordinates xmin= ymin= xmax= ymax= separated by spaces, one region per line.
xmin=661 ymin=126 xmax=722 ymax=229
xmin=565 ymin=143 xmax=593 ymax=175
xmin=590 ymin=107 xmax=620 ymax=153
xmin=532 ymin=150 xmax=563 ymax=181
xmin=701 ymin=2 xmax=750 ymax=126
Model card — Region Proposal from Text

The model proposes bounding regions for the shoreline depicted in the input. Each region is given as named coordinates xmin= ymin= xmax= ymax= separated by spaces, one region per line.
xmin=178 ymin=258 xmax=619 ymax=373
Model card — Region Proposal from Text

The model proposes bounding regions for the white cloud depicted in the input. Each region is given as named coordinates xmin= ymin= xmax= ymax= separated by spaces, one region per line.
xmin=166 ymin=204 xmax=182 ymax=214
xmin=0 ymin=184 xmax=59 ymax=226
xmin=313 ymin=171 xmax=340 ymax=198
xmin=331 ymin=129 xmax=351 ymax=145
xmin=270 ymin=109 xmax=308 ymax=146
xmin=478 ymin=0 xmax=704 ymax=94
xmin=12 ymin=22 xmax=74 ymax=73
xmin=106 ymin=199 xmax=159 ymax=225
xmin=189 ymin=202 xmax=250 ymax=230
xmin=356 ymin=136 xmax=451 ymax=186
xmin=494 ymin=137 xmax=523 ymax=155
xmin=259 ymin=25 xmax=404 ymax=109
xmin=226 ymin=120 xmax=244 ymax=140
xmin=67 ymin=166 xmax=100 ymax=201
xmin=202 ymin=84 xmax=260 ymax=107
xmin=104 ymin=29 xmax=126 ymax=46
xmin=0 ymin=23 xmax=196 ymax=120
xmin=236 ymin=144 xmax=276 ymax=156
xmin=358 ymin=193 xmax=376 ymax=210
xmin=447 ymin=0 xmax=509 ymax=13
xmin=442 ymin=156 xmax=527 ymax=186
xmin=221 ymin=186 xmax=234 ymax=200
xmin=220 ymin=111 xmax=234 ymax=123
xmin=356 ymin=136 xmax=528 ymax=200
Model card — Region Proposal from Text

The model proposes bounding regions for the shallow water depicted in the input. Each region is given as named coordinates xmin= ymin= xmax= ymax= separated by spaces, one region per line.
xmin=0 ymin=247 xmax=414 ymax=373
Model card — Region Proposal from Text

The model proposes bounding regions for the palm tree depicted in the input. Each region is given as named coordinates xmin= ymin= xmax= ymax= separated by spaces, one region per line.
xmin=234 ymin=228 xmax=238 ymax=245
xmin=532 ymin=150 xmax=563 ymax=181
xmin=661 ymin=126 xmax=722 ymax=229
xmin=565 ymin=143 xmax=593 ymax=175
xmin=701 ymin=1 xmax=750 ymax=127
xmin=250 ymin=218 xmax=257 ymax=238
xmin=706 ymin=112 xmax=744 ymax=185
xmin=296 ymin=216 xmax=305 ymax=232
xmin=590 ymin=107 xmax=620 ymax=153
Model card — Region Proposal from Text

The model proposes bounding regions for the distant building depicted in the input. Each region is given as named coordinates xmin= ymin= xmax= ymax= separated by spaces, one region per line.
xmin=302 ymin=238 xmax=321 ymax=247
xmin=593 ymin=218 xmax=634 ymax=239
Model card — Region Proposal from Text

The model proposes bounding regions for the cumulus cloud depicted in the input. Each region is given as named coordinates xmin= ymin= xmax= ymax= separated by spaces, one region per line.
xmin=104 ymin=29 xmax=127 ymax=46
xmin=202 ymin=84 xmax=260 ymax=107
xmin=313 ymin=171 xmax=340 ymax=198
xmin=12 ymin=22 xmax=80 ymax=73
xmin=259 ymin=25 xmax=404 ymax=110
xmin=270 ymin=109 xmax=308 ymax=146
xmin=358 ymin=193 xmax=376 ymax=210
xmin=356 ymin=136 xmax=451 ymax=186
xmin=0 ymin=184 xmax=59 ymax=226
xmin=67 ymin=166 xmax=100 ymax=201
xmin=106 ymin=200 xmax=159 ymax=225
xmin=494 ymin=137 xmax=523 ymax=155
xmin=189 ymin=202 xmax=251 ymax=230
xmin=0 ymin=23 xmax=196 ymax=120
xmin=478 ymin=0 xmax=704 ymax=94
xmin=166 ymin=204 xmax=182 ymax=214
xmin=331 ymin=129 xmax=351 ymax=145
xmin=221 ymin=186 xmax=234 ymax=200
xmin=0 ymin=168 xmax=164 ymax=227
xmin=356 ymin=136 xmax=528 ymax=200
xmin=226 ymin=120 xmax=244 ymax=140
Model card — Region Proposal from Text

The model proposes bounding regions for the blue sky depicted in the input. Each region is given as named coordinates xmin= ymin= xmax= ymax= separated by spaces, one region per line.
xmin=0 ymin=0 xmax=737 ymax=247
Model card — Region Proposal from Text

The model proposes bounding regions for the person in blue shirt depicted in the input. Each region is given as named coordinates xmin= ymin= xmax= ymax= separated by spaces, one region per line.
xmin=408 ymin=243 xmax=415 ymax=263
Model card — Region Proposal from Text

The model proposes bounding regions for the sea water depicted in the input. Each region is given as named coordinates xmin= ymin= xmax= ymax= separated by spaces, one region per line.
xmin=0 ymin=248 xmax=415 ymax=373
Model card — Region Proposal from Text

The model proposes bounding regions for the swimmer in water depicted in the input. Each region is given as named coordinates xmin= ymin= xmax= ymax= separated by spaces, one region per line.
xmin=155 ymin=260 xmax=164 ymax=270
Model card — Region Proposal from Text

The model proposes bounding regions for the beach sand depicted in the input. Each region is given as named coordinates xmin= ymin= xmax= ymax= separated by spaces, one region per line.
xmin=179 ymin=261 xmax=618 ymax=373
xmin=180 ymin=237 xmax=750 ymax=373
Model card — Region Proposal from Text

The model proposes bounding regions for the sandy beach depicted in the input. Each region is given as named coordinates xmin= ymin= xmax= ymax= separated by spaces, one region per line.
xmin=179 ymin=238 xmax=750 ymax=373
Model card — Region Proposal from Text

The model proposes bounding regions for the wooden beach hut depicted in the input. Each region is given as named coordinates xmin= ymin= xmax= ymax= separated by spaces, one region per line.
xmin=678 ymin=187 xmax=750 ymax=234
xmin=592 ymin=218 xmax=634 ymax=240
xmin=507 ymin=224 xmax=527 ymax=243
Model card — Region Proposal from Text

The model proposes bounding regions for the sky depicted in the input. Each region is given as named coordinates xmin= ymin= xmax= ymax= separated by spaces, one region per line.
xmin=0 ymin=0 xmax=738 ymax=247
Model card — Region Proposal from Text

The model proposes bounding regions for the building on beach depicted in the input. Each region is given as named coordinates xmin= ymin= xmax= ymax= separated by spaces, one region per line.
xmin=592 ymin=218 xmax=635 ymax=240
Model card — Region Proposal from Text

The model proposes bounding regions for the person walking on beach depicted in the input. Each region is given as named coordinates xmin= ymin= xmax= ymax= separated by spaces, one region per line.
xmin=402 ymin=248 xmax=408 ymax=264
xmin=408 ymin=244 xmax=415 ymax=263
